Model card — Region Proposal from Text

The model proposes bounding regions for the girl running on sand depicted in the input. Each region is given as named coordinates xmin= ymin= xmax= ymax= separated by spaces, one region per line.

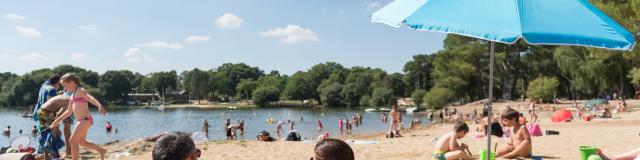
xmin=50 ymin=73 xmax=107 ymax=160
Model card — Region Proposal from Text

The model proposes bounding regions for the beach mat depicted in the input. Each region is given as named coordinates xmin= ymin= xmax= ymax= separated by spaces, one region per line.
xmin=0 ymin=153 xmax=34 ymax=160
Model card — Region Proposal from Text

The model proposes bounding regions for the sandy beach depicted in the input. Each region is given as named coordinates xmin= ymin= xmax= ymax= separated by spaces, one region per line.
xmin=86 ymin=100 xmax=640 ymax=160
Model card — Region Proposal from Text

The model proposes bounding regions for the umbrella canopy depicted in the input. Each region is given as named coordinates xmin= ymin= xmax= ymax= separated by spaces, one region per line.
xmin=551 ymin=109 xmax=574 ymax=123
xmin=371 ymin=0 xmax=636 ymax=50
xmin=371 ymin=0 xmax=635 ymax=159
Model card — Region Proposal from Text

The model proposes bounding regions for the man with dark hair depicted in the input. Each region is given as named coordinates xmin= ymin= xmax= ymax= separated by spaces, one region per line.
xmin=312 ymin=138 xmax=354 ymax=160
xmin=497 ymin=108 xmax=532 ymax=159
xmin=152 ymin=132 xmax=200 ymax=160
xmin=33 ymin=74 xmax=62 ymax=123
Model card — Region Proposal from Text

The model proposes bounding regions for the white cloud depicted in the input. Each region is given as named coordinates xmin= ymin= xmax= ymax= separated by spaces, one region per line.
xmin=124 ymin=48 xmax=154 ymax=63
xmin=259 ymin=25 xmax=319 ymax=44
xmin=69 ymin=52 xmax=89 ymax=61
xmin=16 ymin=26 xmax=42 ymax=38
xmin=77 ymin=24 xmax=98 ymax=32
xmin=215 ymin=13 xmax=243 ymax=29
xmin=3 ymin=13 xmax=27 ymax=20
xmin=17 ymin=53 xmax=46 ymax=61
xmin=184 ymin=35 xmax=210 ymax=43
xmin=141 ymin=41 xmax=182 ymax=50
xmin=367 ymin=2 xmax=383 ymax=12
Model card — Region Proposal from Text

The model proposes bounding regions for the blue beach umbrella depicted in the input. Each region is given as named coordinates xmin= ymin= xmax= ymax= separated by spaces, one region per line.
xmin=371 ymin=0 xmax=635 ymax=158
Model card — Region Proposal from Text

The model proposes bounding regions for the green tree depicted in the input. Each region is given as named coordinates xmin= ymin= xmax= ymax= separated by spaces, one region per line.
xmin=183 ymin=68 xmax=210 ymax=103
xmin=150 ymin=71 xmax=178 ymax=100
xmin=630 ymin=68 xmax=640 ymax=86
xmin=403 ymin=54 xmax=434 ymax=92
xmin=526 ymin=76 xmax=559 ymax=103
xmin=423 ymin=87 xmax=455 ymax=110
xmin=236 ymin=79 xmax=258 ymax=101
xmin=216 ymin=63 xmax=264 ymax=96
xmin=369 ymin=87 xmax=395 ymax=107
xmin=99 ymin=70 xmax=135 ymax=103
xmin=319 ymin=83 xmax=343 ymax=107
xmin=208 ymin=71 xmax=233 ymax=101
xmin=308 ymin=62 xmax=345 ymax=104
xmin=252 ymin=86 xmax=280 ymax=106
xmin=359 ymin=95 xmax=371 ymax=107
xmin=283 ymin=72 xmax=312 ymax=103
xmin=411 ymin=89 xmax=427 ymax=107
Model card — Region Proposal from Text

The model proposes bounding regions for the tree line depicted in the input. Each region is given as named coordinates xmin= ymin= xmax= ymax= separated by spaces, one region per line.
xmin=0 ymin=0 xmax=638 ymax=109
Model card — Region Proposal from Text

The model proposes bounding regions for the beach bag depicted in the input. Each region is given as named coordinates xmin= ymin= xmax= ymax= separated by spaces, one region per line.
xmin=285 ymin=131 xmax=301 ymax=141
xmin=528 ymin=123 xmax=543 ymax=136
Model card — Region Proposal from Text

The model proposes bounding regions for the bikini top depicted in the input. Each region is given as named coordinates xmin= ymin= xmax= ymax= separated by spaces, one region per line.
xmin=70 ymin=87 xmax=88 ymax=104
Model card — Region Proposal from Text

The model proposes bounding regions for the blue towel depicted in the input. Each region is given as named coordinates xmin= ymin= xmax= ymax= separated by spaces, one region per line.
xmin=38 ymin=128 xmax=65 ymax=157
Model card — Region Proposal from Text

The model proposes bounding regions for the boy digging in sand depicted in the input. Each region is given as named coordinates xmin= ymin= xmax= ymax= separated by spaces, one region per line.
xmin=496 ymin=108 xmax=532 ymax=159
xmin=433 ymin=121 xmax=474 ymax=160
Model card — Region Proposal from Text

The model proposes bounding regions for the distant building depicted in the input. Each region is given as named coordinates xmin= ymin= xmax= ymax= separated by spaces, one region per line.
xmin=397 ymin=98 xmax=415 ymax=106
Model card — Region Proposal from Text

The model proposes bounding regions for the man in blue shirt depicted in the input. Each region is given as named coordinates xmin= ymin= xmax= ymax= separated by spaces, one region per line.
xmin=33 ymin=74 xmax=61 ymax=123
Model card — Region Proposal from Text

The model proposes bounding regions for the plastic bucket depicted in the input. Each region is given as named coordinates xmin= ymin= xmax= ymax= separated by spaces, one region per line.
xmin=579 ymin=146 xmax=598 ymax=160
xmin=479 ymin=150 xmax=495 ymax=160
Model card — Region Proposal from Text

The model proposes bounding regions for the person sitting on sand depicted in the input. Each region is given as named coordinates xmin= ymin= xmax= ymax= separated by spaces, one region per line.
xmin=433 ymin=121 xmax=474 ymax=160
xmin=602 ymin=106 xmax=613 ymax=118
xmin=312 ymin=138 xmax=354 ymax=160
xmin=496 ymin=108 xmax=532 ymax=159
xmin=597 ymin=148 xmax=640 ymax=160
xmin=257 ymin=131 xmax=275 ymax=142
xmin=152 ymin=132 xmax=200 ymax=160
xmin=476 ymin=109 xmax=504 ymax=138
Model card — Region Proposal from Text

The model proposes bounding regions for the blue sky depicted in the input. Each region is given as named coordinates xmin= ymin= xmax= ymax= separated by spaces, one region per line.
xmin=0 ymin=0 xmax=446 ymax=75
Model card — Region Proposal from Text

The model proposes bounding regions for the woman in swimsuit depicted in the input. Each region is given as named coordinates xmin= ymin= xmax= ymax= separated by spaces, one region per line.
xmin=50 ymin=73 xmax=107 ymax=160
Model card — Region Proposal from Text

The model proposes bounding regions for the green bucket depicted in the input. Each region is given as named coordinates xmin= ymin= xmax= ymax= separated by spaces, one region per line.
xmin=479 ymin=150 xmax=496 ymax=160
xmin=579 ymin=146 xmax=598 ymax=160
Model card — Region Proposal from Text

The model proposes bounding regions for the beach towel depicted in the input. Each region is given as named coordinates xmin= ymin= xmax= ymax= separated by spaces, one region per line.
xmin=0 ymin=153 xmax=35 ymax=160
xmin=528 ymin=123 xmax=543 ymax=136
xmin=37 ymin=129 xmax=64 ymax=158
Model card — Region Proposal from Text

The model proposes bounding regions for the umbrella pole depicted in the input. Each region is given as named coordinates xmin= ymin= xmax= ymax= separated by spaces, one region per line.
xmin=486 ymin=41 xmax=495 ymax=160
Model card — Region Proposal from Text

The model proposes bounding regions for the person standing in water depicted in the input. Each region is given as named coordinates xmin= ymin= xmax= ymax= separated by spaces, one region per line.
xmin=50 ymin=73 xmax=107 ymax=160
xmin=202 ymin=120 xmax=210 ymax=137
xmin=389 ymin=105 xmax=402 ymax=137
xmin=317 ymin=119 xmax=323 ymax=131
xmin=238 ymin=119 xmax=245 ymax=136
xmin=276 ymin=121 xmax=284 ymax=138
xmin=106 ymin=122 xmax=112 ymax=132
xmin=338 ymin=118 xmax=344 ymax=131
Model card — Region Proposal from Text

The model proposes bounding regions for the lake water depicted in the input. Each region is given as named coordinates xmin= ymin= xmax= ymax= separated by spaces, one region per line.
xmin=0 ymin=107 xmax=428 ymax=147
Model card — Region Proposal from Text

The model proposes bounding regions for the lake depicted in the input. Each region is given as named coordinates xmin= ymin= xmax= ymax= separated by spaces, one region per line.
xmin=0 ymin=106 xmax=428 ymax=147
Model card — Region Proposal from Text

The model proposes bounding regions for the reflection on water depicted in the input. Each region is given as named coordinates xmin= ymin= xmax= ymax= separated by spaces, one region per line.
xmin=0 ymin=107 xmax=428 ymax=146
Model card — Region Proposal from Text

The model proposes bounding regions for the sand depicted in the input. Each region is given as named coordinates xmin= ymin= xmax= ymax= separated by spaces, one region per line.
xmin=87 ymin=100 xmax=640 ymax=160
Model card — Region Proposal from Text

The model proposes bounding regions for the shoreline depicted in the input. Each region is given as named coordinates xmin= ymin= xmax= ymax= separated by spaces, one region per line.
xmin=100 ymin=100 xmax=640 ymax=160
